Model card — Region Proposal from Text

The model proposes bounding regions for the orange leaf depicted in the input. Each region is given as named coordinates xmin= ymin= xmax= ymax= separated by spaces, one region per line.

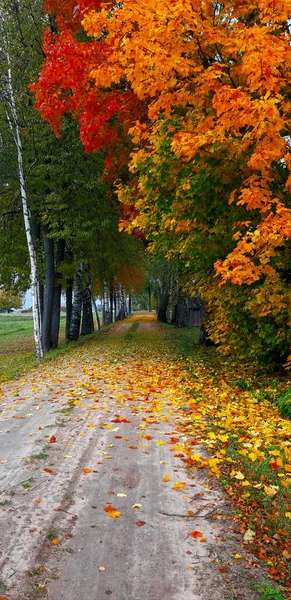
xmin=136 ymin=520 xmax=146 ymax=526
xmin=43 ymin=468 xmax=54 ymax=474
xmin=49 ymin=435 xmax=56 ymax=443
xmin=82 ymin=468 xmax=91 ymax=474
xmin=111 ymin=415 xmax=130 ymax=423
xmin=108 ymin=510 xmax=121 ymax=519
xmin=189 ymin=530 xmax=203 ymax=538
xmin=162 ymin=475 xmax=171 ymax=482
xmin=51 ymin=538 xmax=59 ymax=545
xmin=172 ymin=482 xmax=186 ymax=490
xmin=103 ymin=504 xmax=121 ymax=518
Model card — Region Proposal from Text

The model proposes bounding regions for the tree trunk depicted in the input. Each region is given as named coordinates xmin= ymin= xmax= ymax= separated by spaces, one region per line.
xmin=102 ymin=283 xmax=111 ymax=326
xmin=148 ymin=285 xmax=152 ymax=311
xmin=2 ymin=29 xmax=43 ymax=358
xmin=128 ymin=293 xmax=132 ymax=315
xmin=113 ymin=286 xmax=117 ymax=322
xmin=51 ymin=239 xmax=65 ymax=348
xmin=66 ymin=279 xmax=73 ymax=342
xmin=81 ymin=283 xmax=94 ymax=335
xmin=92 ymin=295 xmax=101 ymax=331
xmin=42 ymin=230 xmax=54 ymax=353
xmin=109 ymin=287 xmax=114 ymax=324
xmin=67 ymin=264 xmax=83 ymax=341
xmin=157 ymin=292 xmax=169 ymax=322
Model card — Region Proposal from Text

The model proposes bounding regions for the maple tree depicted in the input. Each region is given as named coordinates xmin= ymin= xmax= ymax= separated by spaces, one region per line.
xmin=33 ymin=0 xmax=291 ymax=365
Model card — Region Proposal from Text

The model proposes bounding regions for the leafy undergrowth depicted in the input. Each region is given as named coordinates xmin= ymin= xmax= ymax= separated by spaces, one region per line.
xmin=168 ymin=327 xmax=291 ymax=594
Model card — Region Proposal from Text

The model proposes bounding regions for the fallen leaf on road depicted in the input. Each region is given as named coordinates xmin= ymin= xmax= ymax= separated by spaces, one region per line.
xmin=51 ymin=538 xmax=59 ymax=545
xmin=83 ymin=468 xmax=92 ymax=474
xmin=243 ymin=529 xmax=255 ymax=543
xmin=136 ymin=520 xmax=146 ymax=527
xmin=104 ymin=505 xmax=121 ymax=518
xmin=189 ymin=531 xmax=203 ymax=539
xmin=49 ymin=436 xmax=56 ymax=443
xmin=111 ymin=415 xmax=130 ymax=423
xmin=43 ymin=468 xmax=54 ymax=474
xmin=172 ymin=482 xmax=186 ymax=490
xmin=132 ymin=503 xmax=142 ymax=509
xmin=162 ymin=475 xmax=171 ymax=482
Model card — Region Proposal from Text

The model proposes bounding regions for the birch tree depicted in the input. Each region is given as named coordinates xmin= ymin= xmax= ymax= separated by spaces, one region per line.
xmin=0 ymin=5 xmax=43 ymax=358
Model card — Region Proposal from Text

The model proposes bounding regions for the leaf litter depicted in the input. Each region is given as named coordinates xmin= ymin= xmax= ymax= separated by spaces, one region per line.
xmin=0 ymin=313 xmax=289 ymax=597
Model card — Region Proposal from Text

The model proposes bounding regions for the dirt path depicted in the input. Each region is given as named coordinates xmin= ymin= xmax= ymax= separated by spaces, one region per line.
xmin=0 ymin=316 xmax=266 ymax=599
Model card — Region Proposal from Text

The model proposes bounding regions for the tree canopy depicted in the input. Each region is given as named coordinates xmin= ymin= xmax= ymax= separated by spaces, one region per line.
xmin=31 ymin=0 xmax=291 ymax=365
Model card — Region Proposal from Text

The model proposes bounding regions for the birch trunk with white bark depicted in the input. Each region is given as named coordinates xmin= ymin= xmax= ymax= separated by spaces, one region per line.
xmin=1 ymin=15 xmax=43 ymax=358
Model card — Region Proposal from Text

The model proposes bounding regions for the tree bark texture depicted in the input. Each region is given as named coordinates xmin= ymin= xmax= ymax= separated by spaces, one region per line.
xmin=66 ymin=279 xmax=73 ymax=342
xmin=42 ymin=231 xmax=54 ymax=353
xmin=81 ymin=283 xmax=94 ymax=336
xmin=67 ymin=264 xmax=83 ymax=341
xmin=2 ymin=28 xmax=43 ymax=357
xmin=51 ymin=239 xmax=65 ymax=348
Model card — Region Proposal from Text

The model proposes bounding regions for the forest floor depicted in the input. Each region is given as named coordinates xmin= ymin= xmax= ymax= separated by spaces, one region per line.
xmin=0 ymin=314 xmax=290 ymax=600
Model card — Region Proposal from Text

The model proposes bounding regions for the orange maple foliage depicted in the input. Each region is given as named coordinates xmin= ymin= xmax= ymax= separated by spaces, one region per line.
xmin=34 ymin=0 xmax=291 ymax=362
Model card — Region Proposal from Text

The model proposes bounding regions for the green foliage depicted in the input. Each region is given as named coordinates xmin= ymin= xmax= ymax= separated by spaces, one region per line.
xmin=276 ymin=390 xmax=291 ymax=419
xmin=255 ymin=582 xmax=285 ymax=600
xmin=0 ymin=290 xmax=22 ymax=310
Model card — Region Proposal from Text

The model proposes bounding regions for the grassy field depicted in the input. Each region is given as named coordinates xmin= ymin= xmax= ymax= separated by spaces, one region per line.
xmin=0 ymin=313 xmax=66 ymax=382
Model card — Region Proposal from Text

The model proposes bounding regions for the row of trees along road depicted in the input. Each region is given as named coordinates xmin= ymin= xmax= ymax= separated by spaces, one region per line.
xmin=0 ymin=0 xmax=146 ymax=357
xmin=32 ymin=0 xmax=291 ymax=368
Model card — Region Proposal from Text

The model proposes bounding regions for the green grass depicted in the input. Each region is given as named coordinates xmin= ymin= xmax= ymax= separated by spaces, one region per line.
xmin=255 ymin=582 xmax=285 ymax=600
xmin=29 ymin=453 xmax=49 ymax=460
xmin=0 ymin=313 xmax=66 ymax=382
xmin=47 ymin=529 xmax=56 ymax=540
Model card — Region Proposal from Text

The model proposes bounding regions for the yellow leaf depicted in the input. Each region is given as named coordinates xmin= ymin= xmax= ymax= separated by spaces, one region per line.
xmin=51 ymin=538 xmax=59 ymax=545
xmin=264 ymin=485 xmax=278 ymax=497
xmin=234 ymin=471 xmax=245 ymax=480
xmin=233 ymin=554 xmax=243 ymax=559
xmin=162 ymin=475 xmax=171 ymax=482
xmin=285 ymin=512 xmax=291 ymax=518
xmin=157 ymin=440 xmax=164 ymax=445
xmin=107 ymin=510 xmax=121 ymax=519
xmin=243 ymin=529 xmax=255 ymax=542
xmin=172 ymin=482 xmax=186 ymax=490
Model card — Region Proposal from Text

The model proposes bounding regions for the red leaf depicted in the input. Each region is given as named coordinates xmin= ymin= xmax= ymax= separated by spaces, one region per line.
xmin=111 ymin=415 xmax=131 ymax=423
xmin=270 ymin=461 xmax=279 ymax=470
xmin=49 ymin=435 xmax=56 ymax=443
xmin=189 ymin=530 xmax=203 ymax=538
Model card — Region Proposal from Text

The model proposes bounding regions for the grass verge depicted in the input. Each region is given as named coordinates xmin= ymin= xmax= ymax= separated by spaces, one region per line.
xmin=166 ymin=325 xmax=291 ymax=594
